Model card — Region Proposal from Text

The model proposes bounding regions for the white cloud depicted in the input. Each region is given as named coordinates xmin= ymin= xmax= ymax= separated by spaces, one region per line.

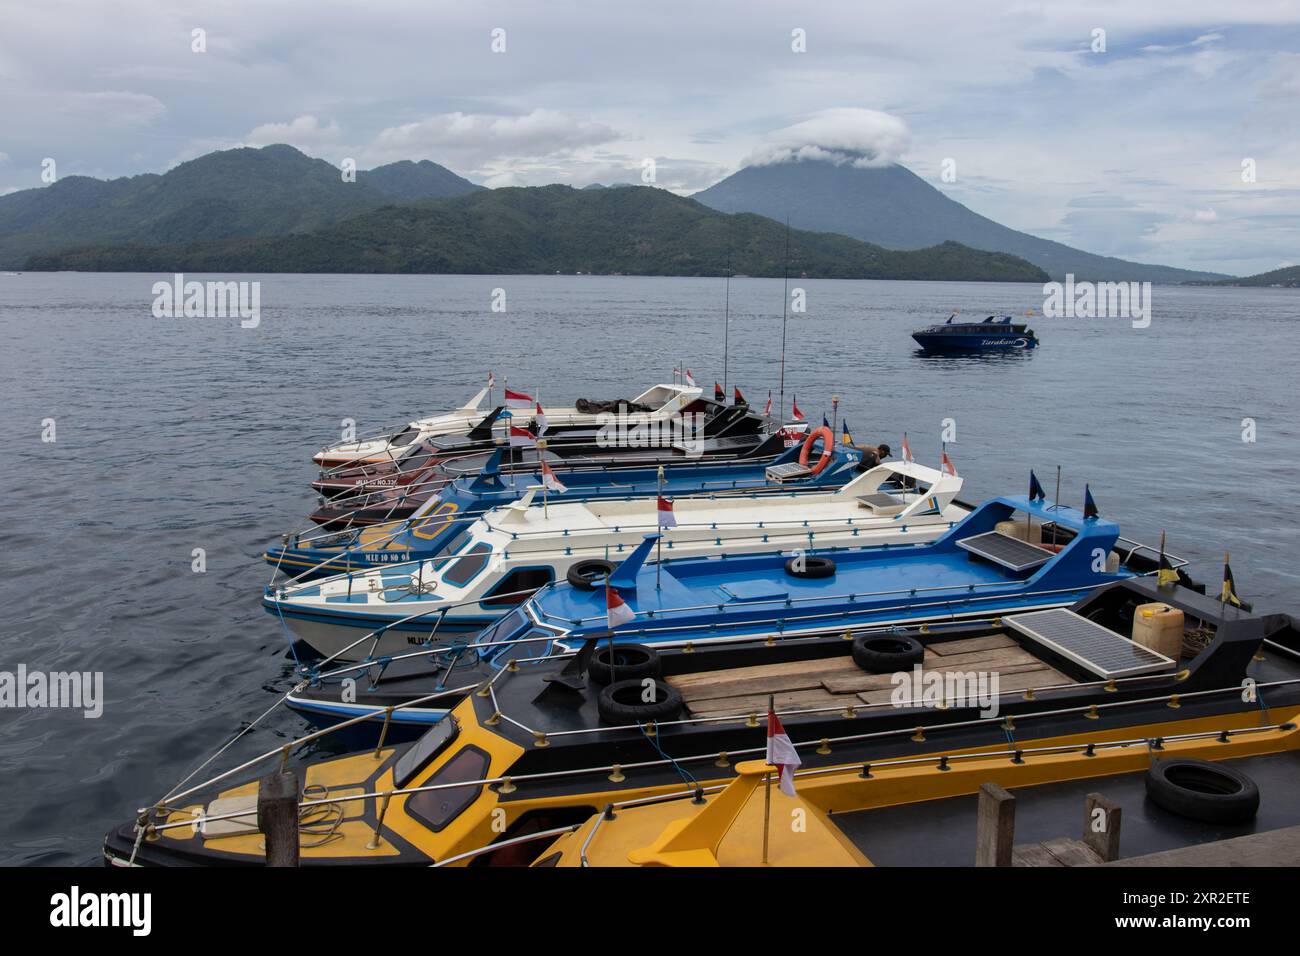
xmin=1193 ymin=208 xmax=1218 ymax=222
xmin=742 ymin=108 xmax=911 ymax=169
xmin=365 ymin=109 xmax=619 ymax=168
xmin=245 ymin=115 xmax=343 ymax=148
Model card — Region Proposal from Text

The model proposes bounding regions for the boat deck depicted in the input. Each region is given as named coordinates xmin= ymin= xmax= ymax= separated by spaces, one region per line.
xmin=666 ymin=635 xmax=1076 ymax=719
xmin=830 ymin=749 xmax=1300 ymax=866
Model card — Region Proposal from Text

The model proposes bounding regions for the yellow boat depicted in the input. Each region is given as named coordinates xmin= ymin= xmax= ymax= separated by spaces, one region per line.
xmin=103 ymin=579 xmax=1300 ymax=866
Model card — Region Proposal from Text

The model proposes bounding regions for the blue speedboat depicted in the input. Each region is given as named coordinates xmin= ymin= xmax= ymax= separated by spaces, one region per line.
xmin=912 ymin=314 xmax=1038 ymax=353
xmin=265 ymin=441 xmax=862 ymax=580
xmin=283 ymin=493 xmax=1173 ymax=726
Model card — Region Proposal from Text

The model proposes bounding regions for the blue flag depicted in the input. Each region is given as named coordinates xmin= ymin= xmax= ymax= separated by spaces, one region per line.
xmin=1029 ymin=470 xmax=1046 ymax=502
xmin=1083 ymin=484 xmax=1099 ymax=520
xmin=841 ymin=419 xmax=853 ymax=446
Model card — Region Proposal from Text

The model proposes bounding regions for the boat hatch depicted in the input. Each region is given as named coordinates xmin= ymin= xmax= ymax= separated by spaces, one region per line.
xmin=393 ymin=715 xmax=461 ymax=788
xmin=856 ymin=492 xmax=907 ymax=516
xmin=766 ymin=462 xmax=813 ymax=483
xmin=1004 ymin=608 xmax=1176 ymax=679
xmin=957 ymin=530 xmax=1054 ymax=572
xmin=718 ymin=581 xmax=790 ymax=603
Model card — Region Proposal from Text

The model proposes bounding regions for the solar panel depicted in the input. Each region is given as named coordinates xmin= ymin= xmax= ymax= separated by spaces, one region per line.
xmin=856 ymin=492 xmax=907 ymax=515
xmin=957 ymin=531 xmax=1053 ymax=571
xmin=1005 ymin=608 xmax=1176 ymax=678
xmin=766 ymin=462 xmax=813 ymax=483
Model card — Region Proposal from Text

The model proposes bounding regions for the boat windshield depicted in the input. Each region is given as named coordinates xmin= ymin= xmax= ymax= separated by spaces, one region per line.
xmin=471 ymin=608 xmax=530 ymax=652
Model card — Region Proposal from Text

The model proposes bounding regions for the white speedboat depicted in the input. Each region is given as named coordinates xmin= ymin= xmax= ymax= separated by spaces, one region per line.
xmin=265 ymin=458 xmax=966 ymax=660
xmin=312 ymin=383 xmax=707 ymax=468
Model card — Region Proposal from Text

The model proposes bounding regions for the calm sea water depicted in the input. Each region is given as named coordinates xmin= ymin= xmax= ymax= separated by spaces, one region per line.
xmin=0 ymin=272 xmax=1296 ymax=865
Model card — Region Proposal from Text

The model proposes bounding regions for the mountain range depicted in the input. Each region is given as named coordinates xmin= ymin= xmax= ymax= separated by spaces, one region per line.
xmin=0 ymin=143 xmax=1245 ymax=282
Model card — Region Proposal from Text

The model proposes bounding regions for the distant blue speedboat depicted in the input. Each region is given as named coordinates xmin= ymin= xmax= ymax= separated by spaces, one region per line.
xmin=912 ymin=314 xmax=1038 ymax=353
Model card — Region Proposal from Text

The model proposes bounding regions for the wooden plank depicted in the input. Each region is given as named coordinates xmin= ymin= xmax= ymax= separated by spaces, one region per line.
xmin=667 ymin=655 xmax=859 ymax=693
xmin=1041 ymin=837 xmax=1104 ymax=867
xmin=823 ymin=660 xmax=1049 ymax=695
xmin=1108 ymin=824 xmax=1300 ymax=867
xmin=920 ymin=647 xmax=1041 ymax=670
xmin=975 ymin=783 xmax=1015 ymax=867
xmin=672 ymin=661 xmax=864 ymax=702
xmin=855 ymin=666 xmax=1070 ymax=706
xmin=928 ymin=634 xmax=1018 ymax=656
xmin=1012 ymin=843 xmax=1065 ymax=867
xmin=686 ymin=688 xmax=844 ymax=718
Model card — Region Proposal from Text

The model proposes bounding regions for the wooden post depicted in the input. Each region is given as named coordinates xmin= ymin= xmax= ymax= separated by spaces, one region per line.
xmin=257 ymin=770 xmax=300 ymax=867
xmin=1082 ymin=792 xmax=1122 ymax=862
xmin=975 ymin=783 xmax=1015 ymax=867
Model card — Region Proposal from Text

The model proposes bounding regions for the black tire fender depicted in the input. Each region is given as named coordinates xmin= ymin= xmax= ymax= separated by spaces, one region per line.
xmin=597 ymin=678 xmax=683 ymax=725
xmin=588 ymin=644 xmax=661 ymax=686
xmin=1145 ymin=758 xmax=1260 ymax=824
xmin=851 ymin=634 xmax=925 ymax=673
xmin=784 ymin=555 xmax=836 ymax=579
xmin=566 ymin=558 xmax=617 ymax=590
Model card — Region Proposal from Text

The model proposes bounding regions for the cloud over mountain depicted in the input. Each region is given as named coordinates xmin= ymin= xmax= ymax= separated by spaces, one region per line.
xmin=743 ymin=108 xmax=911 ymax=169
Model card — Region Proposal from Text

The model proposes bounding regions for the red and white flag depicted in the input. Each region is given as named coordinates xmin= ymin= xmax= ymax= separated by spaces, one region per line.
xmin=763 ymin=391 xmax=772 ymax=417
xmin=791 ymin=396 xmax=805 ymax=421
xmin=941 ymin=449 xmax=958 ymax=477
xmin=606 ymin=581 xmax=635 ymax=628
xmin=534 ymin=401 xmax=548 ymax=435
xmin=657 ymin=496 xmax=677 ymax=529
xmin=684 ymin=369 xmax=696 ymax=387
xmin=766 ymin=707 xmax=802 ymax=797
xmin=505 ymin=387 xmax=533 ymax=410
xmin=487 ymin=370 xmax=495 ymax=389
xmin=540 ymin=458 xmax=567 ymax=493
xmin=902 ymin=433 xmax=913 ymax=463
xmin=509 ymin=424 xmax=537 ymax=447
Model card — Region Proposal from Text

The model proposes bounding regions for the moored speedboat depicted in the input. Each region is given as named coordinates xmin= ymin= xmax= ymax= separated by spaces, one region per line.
xmin=912 ymin=314 xmax=1038 ymax=353
xmin=103 ymin=579 xmax=1300 ymax=866
xmin=268 ymin=458 xmax=967 ymax=665
xmin=266 ymin=438 xmax=863 ymax=580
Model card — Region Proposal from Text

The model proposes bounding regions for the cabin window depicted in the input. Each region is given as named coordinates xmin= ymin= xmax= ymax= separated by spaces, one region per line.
xmin=411 ymin=500 xmax=458 ymax=540
xmin=481 ymin=568 xmax=553 ymax=608
xmin=472 ymin=608 xmax=529 ymax=650
xmin=486 ymin=628 xmax=556 ymax=665
xmin=406 ymin=746 xmax=490 ymax=833
xmin=441 ymin=542 xmax=492 ymax=587
xmin=390 ymin=426 xmax=419 ymax=448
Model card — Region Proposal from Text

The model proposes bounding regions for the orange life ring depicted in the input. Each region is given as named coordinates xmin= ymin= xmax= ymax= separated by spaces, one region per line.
xmin=799 ymin=426 xmax=834 ymax=475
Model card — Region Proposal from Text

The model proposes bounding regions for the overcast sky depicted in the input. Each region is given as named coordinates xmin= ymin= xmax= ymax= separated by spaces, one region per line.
xmin=1 ymin=0 xmax=1298 ymax=274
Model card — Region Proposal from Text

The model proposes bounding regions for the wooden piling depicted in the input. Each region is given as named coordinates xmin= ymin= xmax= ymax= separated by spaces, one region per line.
xmin=975 ymin=783 xmax=1015 ymax=867
xmin=1082 ymin=792 xmax=1122 ymax=862
xmin=257 ymin=770 xmax=301 ymax=867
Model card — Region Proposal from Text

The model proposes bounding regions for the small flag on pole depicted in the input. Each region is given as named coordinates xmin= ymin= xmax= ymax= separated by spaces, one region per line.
xmin=509 ymin=425 xmax=537 ymax=447
xmin=734 ymin=385 xmax=746 ymax=405
xmin=715 ymin=382 xmax=726 ymax=401
xmin=1029 ymin=470 xmax=1046 ymax=502
xmin=822 ymin=414 xmax=831 ymax=430
xmin=534 ymin=401 xmax=548 ymax=435
xmin=540 ymin=458 xmax=567 ymax=493
xmin=606 ymin=581 xmax=635 ymax=628
xmin=1156 ymin=531 xmax=1179 ymax=586
xmin=1221 ymin=554 xmax=1243 ymax=608
xmin=766 ymin=707 xmax=802 ymax=797
xmin=685 ymin=369 xmax=696 ymax=387
xmin=841 ymin=420 xmax=853 ymax=445
xmin=902 ymin=433 xmax=913 ymax=463
xmin=1083 ymin=484 xmax=1099 ymax=521
xmin=657 ymin=496 xmax=677 ymax=528
xmin=763 ymin=391 xmax=772 ymax=417
xmin=941 ymin=449 xmax=958 ymax=477
xmin=505 ymin=387 xmax=533 ymax=410
xmin=791 ymin=396 xmax=805 ymax=421
xmin=487 ymin=371 xmax=495 ymax=389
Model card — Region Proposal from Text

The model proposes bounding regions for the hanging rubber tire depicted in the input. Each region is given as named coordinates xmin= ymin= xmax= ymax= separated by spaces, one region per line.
xmin=597 ymin=679 xmax=683 ymax=725
xmin=588 ymin=644 xmax=661 ymax=686
xmin=852 ymin=634 xmax=925 ymax=673
xmin=566 ymin=559 xmax=617 ymax=590
xmin=1145 ymin=759 xmax=1260 ymax=824
xmin=785 ymin=555 xmax=836 ymax=578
